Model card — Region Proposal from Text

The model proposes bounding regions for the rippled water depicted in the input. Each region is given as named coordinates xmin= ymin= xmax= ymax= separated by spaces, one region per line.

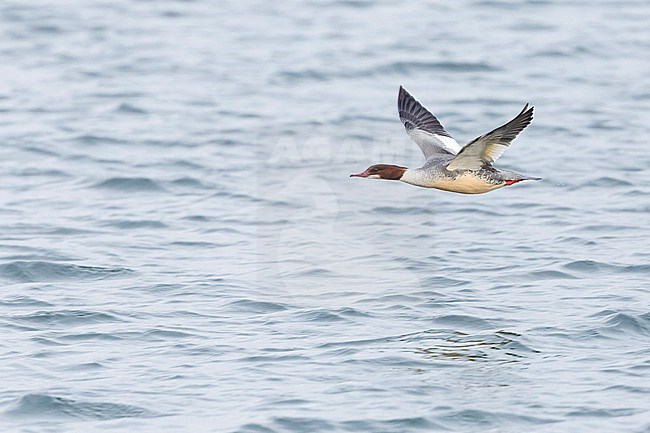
xmin=1 ymin=1 xmax=649 ymax=432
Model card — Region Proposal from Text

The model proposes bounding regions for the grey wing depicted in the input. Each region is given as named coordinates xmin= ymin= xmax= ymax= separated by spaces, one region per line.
xmin=398 ymin=86 xmax=462 ymax=158
xmin=446 ymin=104 xmax=534 ymax=171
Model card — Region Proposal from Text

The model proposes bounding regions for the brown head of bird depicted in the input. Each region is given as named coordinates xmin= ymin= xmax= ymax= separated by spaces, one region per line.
xmin=350 ymin=164 xmax=407 ymax=181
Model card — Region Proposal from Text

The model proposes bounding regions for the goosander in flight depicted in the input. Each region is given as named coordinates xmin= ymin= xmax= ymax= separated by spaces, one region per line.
xmin=351 ymin=86 xmax=540 ymax=194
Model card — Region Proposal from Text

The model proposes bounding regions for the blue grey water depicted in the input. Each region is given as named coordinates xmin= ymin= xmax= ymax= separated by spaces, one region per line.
xmin=0 ymin=0 xmax=649 ymax=432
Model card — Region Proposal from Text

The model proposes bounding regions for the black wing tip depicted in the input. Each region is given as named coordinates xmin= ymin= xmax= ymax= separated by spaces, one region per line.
xmin=398 ymin=85 xmax=422 ymax=107
xmin=397 ymin=85 xmax=416 ymax=118
xmin=515 ymin=103 xmax=534 ymax=127
xmin=398 ymin=85 xmax=411 ymax=105
xmin=397 ymin=86 xmax=454 ymax=139
xmin=521 ymin=103 xmax=534 ymax=117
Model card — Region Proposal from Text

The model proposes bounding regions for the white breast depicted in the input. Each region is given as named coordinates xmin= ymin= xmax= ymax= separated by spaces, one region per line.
xmin=400 ymin=169 xmax=503 ymax=194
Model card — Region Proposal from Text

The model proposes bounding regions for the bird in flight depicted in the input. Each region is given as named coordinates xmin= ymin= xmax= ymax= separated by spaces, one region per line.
xmin=351 ymin=86 xmax=540 ymax=194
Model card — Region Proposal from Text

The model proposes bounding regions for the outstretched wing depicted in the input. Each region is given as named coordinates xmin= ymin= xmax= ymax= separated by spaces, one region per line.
xmin=446 ymin=104 xmax=534 ymax=171
xmin=398 ymin=86 xmax=461 ymax=158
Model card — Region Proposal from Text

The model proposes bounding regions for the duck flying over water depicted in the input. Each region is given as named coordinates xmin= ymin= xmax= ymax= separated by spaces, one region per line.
xmin=350 ymin=86 xmax=540 ymax=194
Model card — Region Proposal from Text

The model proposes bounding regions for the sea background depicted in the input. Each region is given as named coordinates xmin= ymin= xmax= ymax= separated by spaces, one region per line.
xmin=1 ymin=1 xmax=649 ymax=432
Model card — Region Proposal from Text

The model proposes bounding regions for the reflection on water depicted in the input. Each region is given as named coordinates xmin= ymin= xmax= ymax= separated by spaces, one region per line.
xmin=414 ymin=330 xmax=529 ymax=363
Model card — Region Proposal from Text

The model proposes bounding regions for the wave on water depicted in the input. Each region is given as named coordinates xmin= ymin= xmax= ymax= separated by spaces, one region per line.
xmin=274 ymin=61 xmax=498 ymax=83
xmin=563 ymin=260 xmax=650 ymax=276
xmin=432 ymin=314 xmax=497 ymax=331
xmin=0 ymin=261 xmax=134 ymax=283
xmin=438 ymin=409 xmax=560 ymax=430
xmin=115 ymin=102 xmax=147 ymax=115
xmin=243 ymin=408 xmax=559 ymax=433
xmin=92 ymin=177 xmax=166 ymax=192
xmin=226 ymin=299 xmax=290 ymax=314
xmin=4 ymin=394 xmax=158 ymax=421
xmin=170 ymin=176 xmax=213 ymax=189
xmin=0 ymin=295 xmax=53 ymax=307
xmin=370 ymin=60 xmax=499 ymax=74
xmin=591 ymin=310 xmax=650 ymax=337
xmin=74 ymin=135 xmax=126 ymax=145
xmin=10 ymin=309 xmax=121 ymax=327
xmin=524 ymin=270 xmax=579 ymax=281
xmin=101 ymin=219 xmax=168 ymax=229
xmin=581 ymin=177 xmax=634 ymax=188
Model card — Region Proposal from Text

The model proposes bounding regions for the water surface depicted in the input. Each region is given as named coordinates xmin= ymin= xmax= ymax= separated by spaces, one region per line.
xmin=1 ymin=1 xmax=649 ymax=432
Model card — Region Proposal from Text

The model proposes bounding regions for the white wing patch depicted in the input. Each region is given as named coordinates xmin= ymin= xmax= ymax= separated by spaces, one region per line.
xmin=406 ymin=129 xmax=462 ymax=158
xmin=447 ymin=142 xmax=509 ymax=171
xmin=398 ymin=86 xmax=461 ymax=158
